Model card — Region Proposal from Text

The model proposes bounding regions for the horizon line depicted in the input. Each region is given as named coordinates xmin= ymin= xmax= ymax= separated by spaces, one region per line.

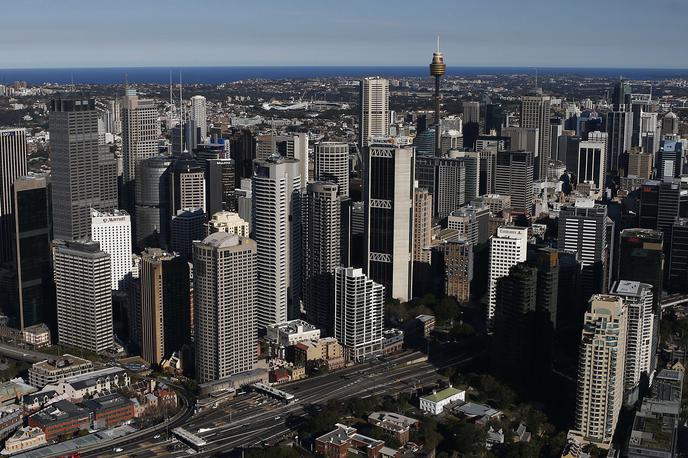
xmin=1 ymin=64 xmax=688 ymax=71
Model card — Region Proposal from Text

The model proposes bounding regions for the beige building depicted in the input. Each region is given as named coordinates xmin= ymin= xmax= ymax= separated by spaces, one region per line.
xmin=435 ymin=238 xmax=473 ymax=303
xmin=193 ymin=233 xmax=257 ymax=383
xmin=627 ymin=149 xmax=653 ymax=179
xmin=473 ymin=194 xmax=511 ymax=215
xmin=206 ymin=211 xmax=249 ymax=237
xmin=413 ymin=188 xmax=433 ymax=264
xmin=2 ymin=426 xmax=46 ymax=454
xmin=28 ymin=355 xmax=93 ymax=389
xmin=139 ymin=249 xmax=190 ymax=365
xmin=360 ymin=77 xmax=389 ymax=148
xmin=573 ymin=295 xmax=627 ymax=447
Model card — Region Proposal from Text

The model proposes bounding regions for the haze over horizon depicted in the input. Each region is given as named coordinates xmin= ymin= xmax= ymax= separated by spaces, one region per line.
xmin=3 ymin=0 xmax=687 ymax=69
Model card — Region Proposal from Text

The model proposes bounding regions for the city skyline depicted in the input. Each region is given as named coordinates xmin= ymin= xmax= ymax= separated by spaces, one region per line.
xmin=2 ymin=0 xmax=688 ymax=69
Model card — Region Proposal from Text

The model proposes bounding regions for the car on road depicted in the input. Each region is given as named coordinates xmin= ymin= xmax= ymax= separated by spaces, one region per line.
xmin=113 ymin=447 xmax=124 ymax=452
xmin=274 ymin=416 xmax=281 ymax=420
xmin=154 ymin=434 xmax=161 ymax=439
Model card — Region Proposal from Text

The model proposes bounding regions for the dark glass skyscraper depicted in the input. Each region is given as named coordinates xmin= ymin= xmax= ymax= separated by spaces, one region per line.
xmin=618 ymin=228 xmax=664 ymax=308
xmin=11 ymin=175 xmax=53 ymax=330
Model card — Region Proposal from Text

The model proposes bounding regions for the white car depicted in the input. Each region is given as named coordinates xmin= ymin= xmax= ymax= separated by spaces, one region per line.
xmin=113 ymin=448 xmax=124 ymax=453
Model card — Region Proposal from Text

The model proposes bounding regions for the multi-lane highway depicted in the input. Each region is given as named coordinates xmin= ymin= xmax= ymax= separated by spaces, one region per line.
xmin=90 ymin=349 xmax=473 ymax=457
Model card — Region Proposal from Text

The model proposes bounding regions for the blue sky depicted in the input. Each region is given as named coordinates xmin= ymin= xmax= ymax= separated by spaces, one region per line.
xmin=2 ymin=0 xmax=686 ymax=68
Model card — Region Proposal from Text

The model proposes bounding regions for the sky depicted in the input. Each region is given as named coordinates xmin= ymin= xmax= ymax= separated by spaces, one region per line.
xmin=2 ymin=0 xmax=687 ymax=69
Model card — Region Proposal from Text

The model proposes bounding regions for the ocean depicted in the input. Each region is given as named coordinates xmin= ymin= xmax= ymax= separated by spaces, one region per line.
xmin=1 ymin=66 xmax=688 ymax=85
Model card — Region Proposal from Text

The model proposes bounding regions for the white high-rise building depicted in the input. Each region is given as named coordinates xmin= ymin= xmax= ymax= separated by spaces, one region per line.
xmin=360 ymin=77 xmax=389 ymax=148
xmin=610 ymin=280 xmax=654 ymax=393
xmin=487 ymin=226 xmax=528 ymax=324
xmin=193 ymin=233 xmax=256 ymax=384
xmin=90 ymin=209 xmax=132 ymax=291
xmin=577 ymin=140 xmax=607 ymax=190
xmin=334 ymin=267 xmax=384 ymax=362
xmin=252 ymin=155 xmax=302 ymax=328
xmin=364 ymin=144 xmax=414 ymax=302
xmin=573 ymin=294 xmax=627 ymax=447
xmin=53 ymin=240 xmax=114 ymax=353
xmin=314 ymin=142 xmax=350 ymax=197
xmin=190 ymin=95 xmax=207 ymax=144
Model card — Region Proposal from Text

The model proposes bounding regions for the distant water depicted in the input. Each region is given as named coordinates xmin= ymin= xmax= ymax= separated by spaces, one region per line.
xmin=1 ymin=66 xmax=688 ymax=84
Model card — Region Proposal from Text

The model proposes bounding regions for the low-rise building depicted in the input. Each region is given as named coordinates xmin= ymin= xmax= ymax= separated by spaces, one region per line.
xmin=453 ymin=402 xmax=503 ymax=424
xmin=0 ymin=405 xmax=22 ymax=441
xmin=265 ymin=320 xmax=321 ymax=348
xmin=0 ymin=379 xmax=36 ymax=406
xmin=22 ymin=390 xmax=63 ymax=413
xmin=315 ymin=423 xmax=388 ymax=458
xmin=368 ymin=411 xmax=419 ymax=444
xmin=82 ymin=394 xmax=135 ymax=430
xmin=2 ymin=426 xmax=47 ymax=455
xmin=415 ymin=315 xmax=436 ymax=337
xmin=419 ymin=386 xmax=465 ymax=415
xmin=28 ymin=400 xmax=89 ymax=441
xmin=44 ymin=367 xmax=130 ymax=402
xmin=381 ymin=329 xmax=404 ymax=356
xmin=22 ymin=324 xmax=51 ymax=348
xmin=28 ymin=355 xmax=94 ymax=388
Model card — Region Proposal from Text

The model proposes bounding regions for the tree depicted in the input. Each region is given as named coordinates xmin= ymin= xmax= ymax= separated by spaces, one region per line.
xmin=435 ymin=297 xmax=460 ymax=323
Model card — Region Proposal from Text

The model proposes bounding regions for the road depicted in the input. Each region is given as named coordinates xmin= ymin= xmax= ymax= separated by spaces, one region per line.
xmin=93 ymin=349 xmax=473 ymax=457
xmin=0 ymin=342 xmax=55 ymax=363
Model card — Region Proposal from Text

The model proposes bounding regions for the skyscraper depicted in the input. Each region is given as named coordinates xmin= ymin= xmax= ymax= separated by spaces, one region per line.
xmin=50 ymin=94 xmax=112 ymax=240
xmin=494 ymin=150 xmax=534 ymax=214
xmin=314 ymin=142 xmax=350 ymax=197
xmin=364 ymin=144 xmax=414 ymax=302
xmin=169 ymin=153 xmax=205 ymax=219
xmin=193 ymin=233 xmax=256 ymax=383
xmin=334 ymin=267 xmax=384 ymax=362
xmin=412 ymin=188 xmax=432 ymax=264
xmin=627 ymin=150 xmax=653 ymax=179
xmin=670 ymin=218 xmax=688 ymax=292
xmin=606 ymin=111 xmax=633 ymax=175
xmin=171 ymin=208 xmax=206 ymax=260
xmin=447 ymin=204 xmax=490 ymax=246
xmin=229 ymin=129 xmax=256 ymax=185
xmin=206 ymin=158 xmax=236 ymax=215
xmin=359 ymin=77 xmax=389 ymax=149
xmin=577 ymin=140 xmax=606 ymax=190
xmin=121 ymin=90 xmax=159 ymax=195
xmin=139 ymin=248 xmax=190 ymax=365
xmin=11 ymin=175 xmax=52 ymax=330
xmin=90 ymin=209 xmax=132 ymax=291
xmin=573 ymin=295 xmax=627 ymax=447
xmin=190 ymin=95 xmax=207 ymax=144
xmin=53 ymin=240 xmax=114 ymax=353
xmin=0 ymin=128 xmax=27 ymax=263
xmin=487 ymin=226 xmax=528 ymax=324
xmin=462 ymin=101 xmax=480 ymax=124
xmin=638 ymin=179 xmax=688 ymax=246
xmin=135 ymin=156 xmax=172 ymax=250
xmin=492 ymin=262 xmax=553 ymax=391
xmin=610 ymin=280 xmax=654 ymax=396
xmin=485 ymin=103 xmax=505 ymax=134
xmin=415 ymin=156 xmax=467 ymax=219
xmin=302 ymin=182 xmax=341 ymax=335
xmin=253 ymin=155 xmax=302 ymax=327
xmin=617 ymin=229 xmax=664 ymax=308
xmin=520 ymin=91 xmax=551 ymax=179
xmin=558 ymin=200 xmax=610 ymax=298
xmin=661 ymin=111 xmax=679 ymax=136
xmin=612 ymin=78 xmax=632 ymax=111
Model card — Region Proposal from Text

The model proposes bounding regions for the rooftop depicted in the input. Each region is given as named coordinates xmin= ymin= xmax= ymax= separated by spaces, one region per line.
xmin=316 ymin=423 xmax=356 ymax=446
xmin=421 ymin=386 xmax=463 ymax=403
xmin=30 ymin=400 xmax=88 ymax=426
